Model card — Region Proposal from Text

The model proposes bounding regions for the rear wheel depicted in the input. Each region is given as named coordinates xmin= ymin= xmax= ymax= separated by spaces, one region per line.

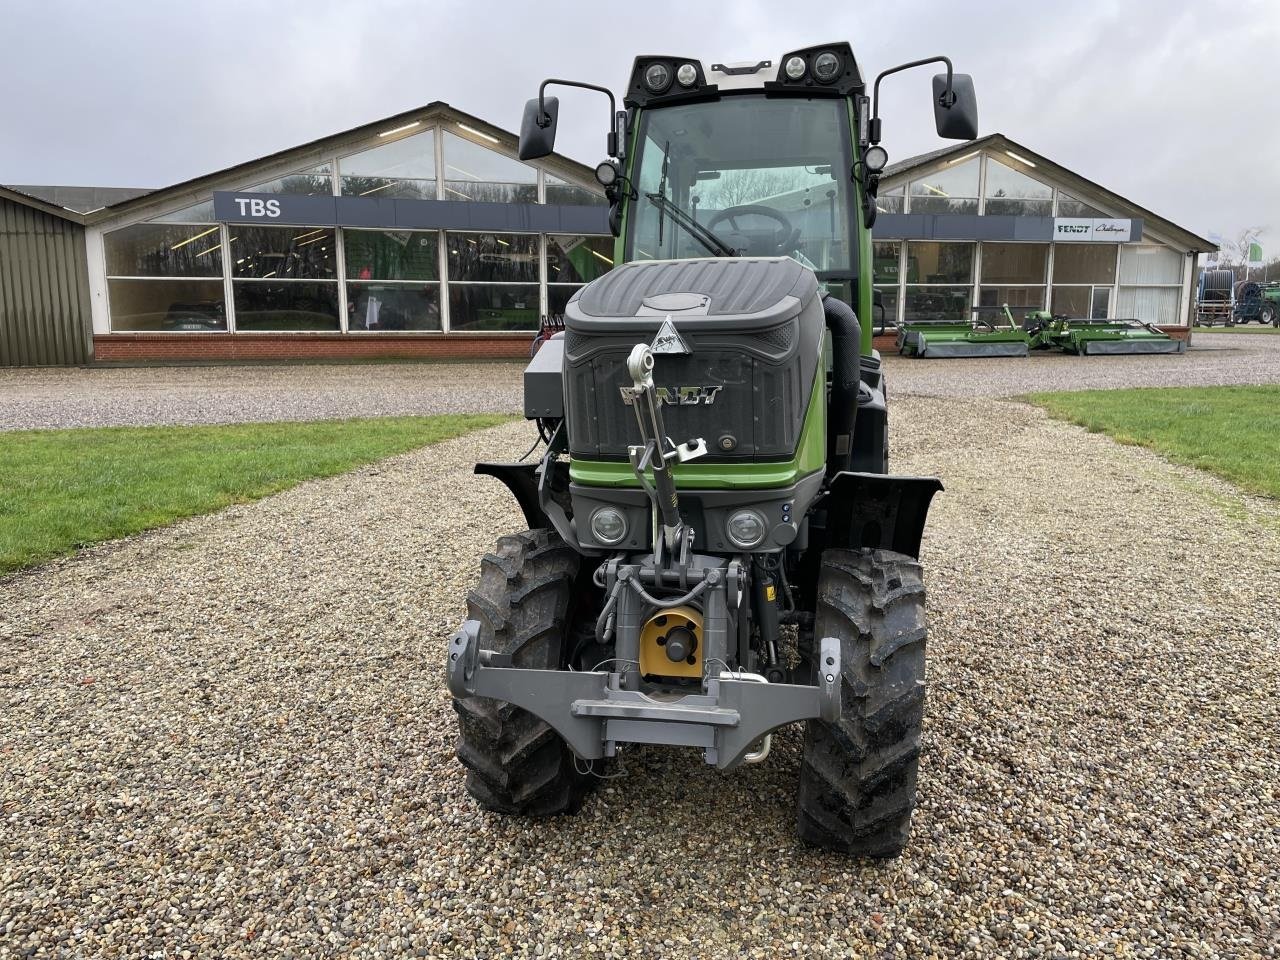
xmin=1262 ymin=303 xmax=1277 ymax=327
xmin=795 ymin=549 xmax=926 ymax=857
xmin=452 ymin=529 xmax=594 ymax=816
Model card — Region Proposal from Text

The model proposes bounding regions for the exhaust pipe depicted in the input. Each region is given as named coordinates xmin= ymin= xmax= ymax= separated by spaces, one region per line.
xmin=823 ymin=295 xmax=862 ymax=475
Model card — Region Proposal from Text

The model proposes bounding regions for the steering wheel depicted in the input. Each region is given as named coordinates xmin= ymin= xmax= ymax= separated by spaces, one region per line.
xmin=706 ymin=205 xmax=800 ymax=256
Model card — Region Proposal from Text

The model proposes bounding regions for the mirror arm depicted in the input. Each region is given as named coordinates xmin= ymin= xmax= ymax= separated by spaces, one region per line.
xmin=537 ymin=79 xmax=621 ymax=157
xmin=869 ymin=55 xmax=955 ymax=144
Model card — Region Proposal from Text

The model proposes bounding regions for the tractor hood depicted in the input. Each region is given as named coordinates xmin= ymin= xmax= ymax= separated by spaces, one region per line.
xmin=561 ymin=256 xmax=824 ymax=465
xmin=566 ymin=256 xmax=818 ymax=333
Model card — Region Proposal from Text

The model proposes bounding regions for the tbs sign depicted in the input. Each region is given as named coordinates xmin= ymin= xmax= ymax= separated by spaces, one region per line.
xmin=233 ymin=197 xmax=281 ymax=218
xmin=212 ymin=190 xmax=334 ymax=224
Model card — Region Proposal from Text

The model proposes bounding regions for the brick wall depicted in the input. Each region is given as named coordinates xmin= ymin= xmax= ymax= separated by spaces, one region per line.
xmin=93 ymin=333 xmax=534 ymax=364
xmin=95 ymin=324 xmax=1192 ymax=365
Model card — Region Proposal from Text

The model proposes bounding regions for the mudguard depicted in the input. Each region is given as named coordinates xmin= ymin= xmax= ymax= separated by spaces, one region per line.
xmin=820 ymin=471 xmax=943 ymax=560
xmin=475 ymin=462 xmax=546 ymax=529
xmin=475 ymin=461 xmax=576 ymax=547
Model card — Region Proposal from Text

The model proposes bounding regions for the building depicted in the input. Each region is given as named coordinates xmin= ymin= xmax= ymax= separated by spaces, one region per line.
xmin=1 ymin=109 xmax=1212 ymax=367
xmin=870 ymin=134 xmax=1213 ymax=333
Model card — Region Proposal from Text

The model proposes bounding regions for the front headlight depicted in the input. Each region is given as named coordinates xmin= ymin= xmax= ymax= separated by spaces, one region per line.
xmin=812 ymin=51 xmax=842 ymax=83
xmin=726 ymin=509 xmax=767 ymax=549
xmin=644 ymin=62 xmax=673 ymax=93
xmin=590 ymin=506 xmax=628 ymax=545
xmin=783 ymin=56 xmax=807 ymax=81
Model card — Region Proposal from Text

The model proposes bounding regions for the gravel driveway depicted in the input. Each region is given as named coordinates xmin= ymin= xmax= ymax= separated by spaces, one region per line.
xmin=1 ymin=331 xmax=1277 ymax=430
xmin=3 ymin=399 xmax=1277 ymax=957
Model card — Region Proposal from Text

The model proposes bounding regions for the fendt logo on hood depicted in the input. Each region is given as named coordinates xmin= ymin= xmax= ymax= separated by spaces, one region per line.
xmin=619 ymin=385 xmax=723 ymax=406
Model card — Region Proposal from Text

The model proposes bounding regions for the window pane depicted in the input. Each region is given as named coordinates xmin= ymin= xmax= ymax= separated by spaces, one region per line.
xmin=1117 ymin=286 xmax=1179 ymax=325
xmin=1119 ymin=245 xmax=1182 ymax=285
xmin=981 ymin=243 xmax=1047 ymax=285
xmin=443 ymin=181 xmax=538 ymax=203
xmin=547 ymin=235 xmax=614 ymax=284
xmin=339 ymin=130 xmax=436 ymax=199
xmin=548 ymin=284 xmax=583 ymax=316
xmin=150 ymin=199 xmax=216 ymax=223
xmin=448 ymin=284 xmax=540 ymax=330
xmin=1053 ymin=244 xmax=1117 ymax=284
xmin=908 ymin=158 xmax=978 ymax=214
xmin=442 ymin=130 xmax=536 ymax=201
xmin=983 ymin=157 xmax=1052 ymax=216
xmin=105 ymin=224 xmax=223 ymax=277
xmin=875 ymin=187 xmax=904 ymax=215
xmin=873 ymin=287 xmax=899 ymax=330
xmin=443 ymin=130 xmax=536 ymax=183
xmin=246 ymin=164 xmax=333 ymax=196
xmin=344 ymin=229 xmax=437 ymax=281
xmin=546 ymin=174 xmax=606 ymax=206
xmin=1091 ymin=287 xmax=1111 ymax=319
xmin=873 ymin=241 xmax=900 ymax=283
xmin=230 ymin=227 xmax=336 ymax=279
xmin=446 ymin=233 xmax=538 ymax=282
xmin=347 ymin=283 xmax=441 ymax=331
xmin=906 ymin=241 xmax=973 ymax=283
xmin=1050 ymin=286 xmax=1091 ymax=317
xmin=233 ymin=282 xmax=340 ymax=331
xmin=979 ymin=286 xmax=1045 ymax=311
xmin=1057 ymin=191 xmax=1108 ymax=218
xmin=903 ymin=287 xmax=972 ymax=323
xmin=108 ymin=279 xmax=226 ymax=332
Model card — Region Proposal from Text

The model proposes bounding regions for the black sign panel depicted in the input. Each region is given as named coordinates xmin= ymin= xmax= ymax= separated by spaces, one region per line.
xmin=212 ymin=191 xmax=610 ymax=234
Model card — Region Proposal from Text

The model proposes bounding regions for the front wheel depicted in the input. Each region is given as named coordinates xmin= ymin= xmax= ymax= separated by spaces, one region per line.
xmin=795 ymin=549 xmax=927 ymax=857
xmin=452 ymin=529 xmax=594 ymax=816
xmin=1262 ymin=303 xmax=1277 ymax=327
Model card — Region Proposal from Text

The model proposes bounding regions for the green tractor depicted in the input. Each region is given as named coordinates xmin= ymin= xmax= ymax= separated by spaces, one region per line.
xmin=446 ymin=45 xmax=978 ymax=856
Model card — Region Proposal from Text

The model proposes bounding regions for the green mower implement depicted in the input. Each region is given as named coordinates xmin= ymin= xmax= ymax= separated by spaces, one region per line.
xmin=898 ymin=305 xmax=1030 ymax=358
xmin=1025 ymin=311 xmax=1187 ymax=355
xmin=446 ymin=45 xmax=981 ymax=857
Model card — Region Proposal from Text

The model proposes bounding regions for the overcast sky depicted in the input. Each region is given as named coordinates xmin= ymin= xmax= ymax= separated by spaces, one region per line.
xmin=2 ymin=0 xmax=1275 ymax=247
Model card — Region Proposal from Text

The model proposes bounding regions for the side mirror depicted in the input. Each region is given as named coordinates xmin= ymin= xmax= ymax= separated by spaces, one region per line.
xmin=932 ymin=73 xmax=978 ymax=140
xmin=519 ymin=96 xmax=559 ymax=160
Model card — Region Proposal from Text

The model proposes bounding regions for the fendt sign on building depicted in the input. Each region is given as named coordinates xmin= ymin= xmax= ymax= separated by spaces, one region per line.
xmin=1052 ymin=218 xmax=1134 ymax=242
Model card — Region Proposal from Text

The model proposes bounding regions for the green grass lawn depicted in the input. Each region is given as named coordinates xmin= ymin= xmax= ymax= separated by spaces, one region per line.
xmin=0 ymin=415 xmax=509 ymax=574
xmin=1027 ymin=386 xmax=1280 ymax=499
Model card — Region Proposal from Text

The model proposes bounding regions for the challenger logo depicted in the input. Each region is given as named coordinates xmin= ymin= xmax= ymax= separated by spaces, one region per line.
xmin=619 ymin=385 xmax=723 ymax=406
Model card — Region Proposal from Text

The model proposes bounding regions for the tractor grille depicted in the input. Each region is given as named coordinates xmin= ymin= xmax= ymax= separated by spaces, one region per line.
xmin=564 ymin=343 xmax=812 ymax=462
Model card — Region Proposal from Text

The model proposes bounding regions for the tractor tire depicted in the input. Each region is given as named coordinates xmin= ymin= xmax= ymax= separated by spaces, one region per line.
xmin=1262 ymin=303 xmax=1277 ymax=327
xmin=795 ymin=548 xmax=926 ymax=858
xmin=452 ymin=529 xmax=594 ymax=817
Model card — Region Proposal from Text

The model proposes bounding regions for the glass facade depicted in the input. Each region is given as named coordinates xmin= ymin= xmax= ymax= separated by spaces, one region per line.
xmin=98 ymin=137 xmax=1189 ymax=336
xmin=102 ymin=121 xmax=609 ymax=334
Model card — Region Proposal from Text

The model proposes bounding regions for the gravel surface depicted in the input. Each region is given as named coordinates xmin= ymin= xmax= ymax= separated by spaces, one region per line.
xmin=0 ymin=362 xmax=526 ymax=431
xmin=2 ymin=331 xmax=1278 ymax=430
xmin=3 ymin=400 xmax=1277 ymax=957
xmin=884 ymin=331 xmax=1280 ymax=398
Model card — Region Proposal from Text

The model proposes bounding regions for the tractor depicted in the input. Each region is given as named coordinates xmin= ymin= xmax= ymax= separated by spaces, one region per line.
xmin=446 ymin=45 xmax=978 ymax=857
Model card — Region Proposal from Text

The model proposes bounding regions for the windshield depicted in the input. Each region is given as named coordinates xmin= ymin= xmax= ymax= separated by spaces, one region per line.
xmin=626 ymin=95 xmax=855 ymax=273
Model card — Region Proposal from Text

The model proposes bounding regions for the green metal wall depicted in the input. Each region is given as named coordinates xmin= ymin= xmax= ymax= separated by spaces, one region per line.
xmin=0 ymin=197 xmax=91 ymax=366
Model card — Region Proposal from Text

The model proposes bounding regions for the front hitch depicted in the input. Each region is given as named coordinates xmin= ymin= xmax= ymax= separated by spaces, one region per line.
xmin=447 ymin=621 xmax=841 ymax=770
